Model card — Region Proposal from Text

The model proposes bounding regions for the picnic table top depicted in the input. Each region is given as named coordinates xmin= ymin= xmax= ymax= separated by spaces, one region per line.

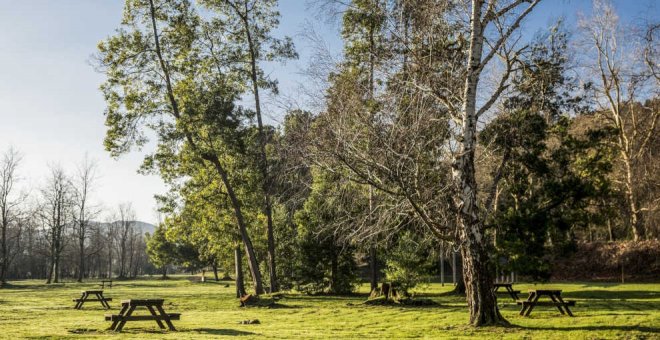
xmin=82 ymin=290 xmax=104 ymax=294
xmin=100 ymin=280 xmax=113 ymax=282
xmin=493 ymin=283 xmax=514 ymax=287
xmin=120 ymin=299 xmax=165 ymax=306
xmin=528 ymin=289 xmax=562 ymax=294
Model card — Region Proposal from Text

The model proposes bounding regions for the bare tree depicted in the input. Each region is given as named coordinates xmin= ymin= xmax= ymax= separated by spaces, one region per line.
xmin=0 ymin=147 xmax=24 ymax=285
xmin=313 ymin=0 xmax=542 ymax=326
xmin=579 ymin=0 xmax=659 ymax=241
xmin=111 ymin=203 xmax=136 ymax=278
xmin=40 ymin=165 xmax=73 ymax=284
xmin=72 ymin=156 xmax=99 ymax=282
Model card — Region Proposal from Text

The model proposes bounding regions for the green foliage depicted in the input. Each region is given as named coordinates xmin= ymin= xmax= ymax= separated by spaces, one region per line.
xmin=292 ymin=168 xmax=361 ymax=294
xmin=481 ymin=24 xmax=614 ymax=280
xmin=146 ymin=224 xmax=177 ymax=272
xmin=382 ymin=231 xmax=435 ymax=296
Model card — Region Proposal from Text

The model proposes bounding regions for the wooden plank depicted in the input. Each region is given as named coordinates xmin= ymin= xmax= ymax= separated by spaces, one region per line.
xmin=105 ymin=314 xmax=181 ymax=321
xmin=121 ymin=299 xmax=165 ymax=306
xmin=529 ymin=289 xmax=562 ymax=294
xmin=517 ymin=301 xmax=576 ymax=306
xmin=73 ymin=298 xmax=113 ymax=302
xmin=83 ymin=290 xmax=104 ymax=294
xmin=495 ymin=290 xmax=521 ymax=294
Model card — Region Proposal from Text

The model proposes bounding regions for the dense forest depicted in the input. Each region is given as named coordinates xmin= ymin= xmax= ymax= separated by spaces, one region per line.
xmin=1 ymin=0 xmax=657 ymax=328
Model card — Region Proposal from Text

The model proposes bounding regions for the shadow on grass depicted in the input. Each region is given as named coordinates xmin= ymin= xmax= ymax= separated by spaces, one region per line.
xmin=422 ymin=291 xmax=466 ymax=298
xmin=562 ymin=290 xmax=660 ymax=300
xmin=516 ymin=325 xmax=660 ymax=334
xmin=68 ymin=328 xmax=102 ymax=335
xmin=0 ymin=283 xmax=66 ymax=290
xmin=284 ymin=294 xmax=367 ymax=303
xmin=267 ymin=302 xmax=302 ymax=309
xmin=193 ymin=328 xmax=255 ymax=336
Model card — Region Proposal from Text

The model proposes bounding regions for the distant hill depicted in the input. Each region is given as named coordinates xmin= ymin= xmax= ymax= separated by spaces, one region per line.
xmin=91 ymin=220 xmax=157 ymax=236
xmin=133 ymin=221 xmax=157 ymax=235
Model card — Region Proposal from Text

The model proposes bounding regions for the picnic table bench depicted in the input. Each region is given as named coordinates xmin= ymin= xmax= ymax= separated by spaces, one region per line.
xmin=517 ymin=289 xmax=575 ymax=317
xmin=492 ymin=283 xmax=520 ymax=301
xmin=73 ymin=290 xmax=112 ymax=309
xmin=99 ymin=280 xmax=113 ymax=289
xmin=106 ymin=299 xmax=180 ymax=332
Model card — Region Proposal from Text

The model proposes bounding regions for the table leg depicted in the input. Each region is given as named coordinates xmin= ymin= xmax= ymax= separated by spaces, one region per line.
xmin=519 ymin=292 xmax=534 ymax=316
xmin=549 ymin=294 xmax=566 ymax=315
xmin=78 ymin=292 xmax=88 ymax=310
xmin=109 ymin=304 xmax=129 ymax=331
xmin=147 ymin=305 xmax=166 ymax=329
xmin=115 ymin=305 xmax=136 ymax=332
xmin=74 ymin=293 xmax=82 ymax=309
xmin=507 ymin=287 xmax=517 ymax=301
xmin=524 ymin=293 xmax=541 ymax=316
xmin=556 ymin=295 xmax=574 ymax=317
xmin=96 ymin=293 xmax=110 ymax=309
xmin=155 ymin=304 xmax=177 ymax=331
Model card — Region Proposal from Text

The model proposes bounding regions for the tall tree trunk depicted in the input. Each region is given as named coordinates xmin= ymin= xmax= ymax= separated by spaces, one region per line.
xmin=330 ymin=252 xmax=338 ymax=293
xmin=451 ymin=0 xmax=505 ymax=326
xmin=46 ymin=256 xmax=54 ymax=284
xmin=452 ymin=250 xmax=465 ymax=295
xmin=1 ymin=218 xmax=6 ymax=285
xmin=243 ymin=12 xmax=278 ymax=293
xmin=53 ymin=255 xmax=60 ymax=283
xmin=212 ymin=261 xmax=219 ymax=281
xmin=622 ymin=155 xmax=643 ymax=240
xmin=77 ymin=237 xmax=84 ymax=283
xmin=235 ymin=244 xmax=246 ymax=298
xmin=146 ymin=0 xmax=264 ymax=295
xmin=208 ymin=157 xmax=263 ymax=294
xmin=162 ymin=266 xmax=167 ymax=279
xmin=369 ymin=246 xmax=378 ymax=293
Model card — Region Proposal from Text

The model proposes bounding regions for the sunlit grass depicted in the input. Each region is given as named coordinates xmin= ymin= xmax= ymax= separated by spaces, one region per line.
xmin=0 ymin=277 xmax=657 ymax=339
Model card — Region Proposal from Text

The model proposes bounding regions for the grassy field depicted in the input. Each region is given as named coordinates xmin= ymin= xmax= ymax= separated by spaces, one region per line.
xmin=0 ymin=277 xmax=657 ymax=339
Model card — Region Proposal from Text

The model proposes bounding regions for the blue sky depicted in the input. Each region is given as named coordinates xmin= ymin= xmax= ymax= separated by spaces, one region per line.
xmin=0 ymin=0 xmax=656 ymax=223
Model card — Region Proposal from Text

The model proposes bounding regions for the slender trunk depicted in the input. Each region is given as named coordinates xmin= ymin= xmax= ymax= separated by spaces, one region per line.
xmin=53 ymin=254 xmax=60 ymax=283
xmin=77 ymin=235 xmax=84 ymax=283
xmin=330 ymin=253 xmax=338 ymax=294
xmin=622 ymin=155 xmax=643 ymax=240
xmin=46 ymin=255 xmax=54 ymax=284
xmin=1 ymin=217 xmax=6 ymax=285
xmin=452 ymin=250 xmax=465 ymax=295
xmin=243 ymin=11 xmax=277 ymax=293
xmin=369 ymin=246 xmax=378 ymax=293
xmin=440 ymin=243 xmax=445 ymax=287
xmin=209 ymin=157 xmax=263 ymax=294
xmin=147 ymin=0 xmax=263 ymax=294
xmin=162 ymin=266 xmax=167 ymax=279
xmin=212 ymin=261 xmax=219 ymax=281
xmin=452 ymin=0 xmax=505 ymax=326
xmin=235 ymin=244 xmax=246 ymax=298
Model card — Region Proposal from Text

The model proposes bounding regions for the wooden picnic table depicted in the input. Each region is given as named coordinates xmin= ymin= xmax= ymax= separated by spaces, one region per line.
xmin=73 ymin=290 xmax=112 ymax=310
xmin=99 ymin=280 xmax=113 ymax=289
xmin=517 ymin=289 xmax=575 ymax=317
xmin=492 ymin=283 xmax=520 ymax=301
xmin=106 ymin=299 xmax=180 ymax=332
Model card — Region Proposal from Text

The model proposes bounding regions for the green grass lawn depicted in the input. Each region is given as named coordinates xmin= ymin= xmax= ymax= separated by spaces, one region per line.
xmin=0 ymin=277 xmax=657 ymax=339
